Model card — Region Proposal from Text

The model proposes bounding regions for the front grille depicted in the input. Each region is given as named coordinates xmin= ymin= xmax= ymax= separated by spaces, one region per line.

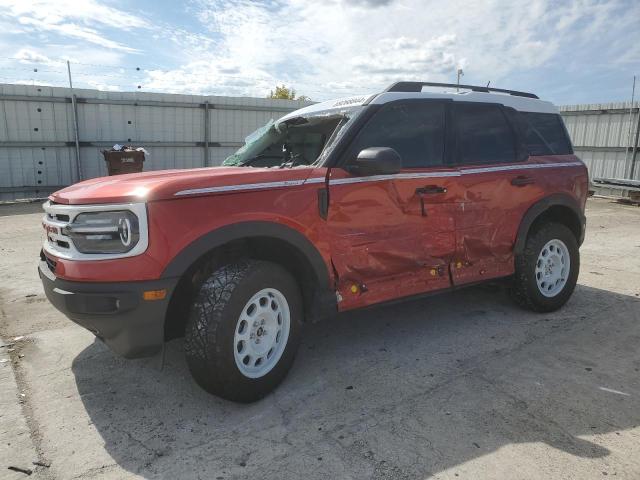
xmin=41 ymin=200 xmax=148 ymax=260
xmin=43 ymin=205 xmax=73 ymax=253
xmin=47 ymin=212 xmax=70 ymax=222
xmin=40 ymin=250 xmax=57 ymax=273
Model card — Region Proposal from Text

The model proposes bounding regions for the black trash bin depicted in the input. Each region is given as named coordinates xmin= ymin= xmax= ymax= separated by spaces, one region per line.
xmin=102 ymin=147 xmax=146 ymax=176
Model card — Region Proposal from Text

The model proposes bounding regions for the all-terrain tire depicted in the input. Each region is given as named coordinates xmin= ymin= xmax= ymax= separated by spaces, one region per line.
xmin=509 ymin=222 xmax=580 ymax=312
xmin=184 ymin=260 xmax=303 ymax=402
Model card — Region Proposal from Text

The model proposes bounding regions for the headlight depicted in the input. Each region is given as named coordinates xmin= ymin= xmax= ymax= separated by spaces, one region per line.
xmin=63 ymin=211 xmax=140 ymax=254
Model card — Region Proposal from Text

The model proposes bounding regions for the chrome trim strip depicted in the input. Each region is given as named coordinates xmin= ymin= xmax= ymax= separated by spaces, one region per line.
xmin=330 ymin=161 xmax=584 ymax=186
xmin=303 ymin=177 xmax=326 ymax=185
xmin=66 ymin=225 xmax=120 ymax=234
xmin=172 ymin=162 xmax=584 ymax=195
xmin=175 ymin=179 xmax=307 ymax=196
xmin=330 ymin=170 xmax=460 ymax=186
xmin=460 ymin=161 xmax=583 ymax=175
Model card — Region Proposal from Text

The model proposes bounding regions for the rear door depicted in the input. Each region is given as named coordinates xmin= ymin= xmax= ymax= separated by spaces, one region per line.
xmin=326 ymin=100 xmax=460 ymax=309
xmin=450 ymin=102 xmax=531 ymax=285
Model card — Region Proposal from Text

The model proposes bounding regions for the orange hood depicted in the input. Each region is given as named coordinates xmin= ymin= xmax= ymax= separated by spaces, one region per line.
xmin=50 ymin=166 xmax=316 ymax=205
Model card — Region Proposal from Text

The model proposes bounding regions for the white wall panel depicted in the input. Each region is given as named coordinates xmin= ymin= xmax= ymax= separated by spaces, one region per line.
xmin=560 ymin=102 xmax=640 ymax=183
xmin=0 ymin=84 xmax=308 ymax=200
xmin=5 ymin=84 xmax=638 ymax=200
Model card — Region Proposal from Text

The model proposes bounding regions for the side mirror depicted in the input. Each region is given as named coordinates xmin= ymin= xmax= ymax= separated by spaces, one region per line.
xmin=346 ymin=147 xmax=402 ymax=176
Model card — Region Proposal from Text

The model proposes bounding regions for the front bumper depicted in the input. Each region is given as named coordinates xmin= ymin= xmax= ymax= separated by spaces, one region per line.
xmin=38 ymin=256 xmax=178 ymax=358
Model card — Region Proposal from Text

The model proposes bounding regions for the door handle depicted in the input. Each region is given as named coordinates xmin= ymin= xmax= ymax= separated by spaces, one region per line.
xmin=415 ymin=185 xmax=447 ymax=216
xmin=511 ymin=175 xmax=535 ymax=187
xmin=416 ymin=185 xmax=447 ymax=195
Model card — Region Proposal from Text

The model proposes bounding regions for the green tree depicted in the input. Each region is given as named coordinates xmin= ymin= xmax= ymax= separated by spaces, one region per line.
xmin=268 ymin=85 xmax=309 ymax=101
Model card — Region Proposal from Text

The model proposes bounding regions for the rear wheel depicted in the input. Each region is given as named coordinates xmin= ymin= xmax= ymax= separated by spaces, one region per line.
xmin=510 ymin=222 xmax=579 ymax=312
xmin=184 ymin=260 xmax=303 ymax=402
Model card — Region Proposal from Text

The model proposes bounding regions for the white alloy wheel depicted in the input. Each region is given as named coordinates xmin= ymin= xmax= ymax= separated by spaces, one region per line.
xmin=233 ymin=288 xmax=291 ymax=379
xmin=535 ymin=239 xmax=571 ymax=297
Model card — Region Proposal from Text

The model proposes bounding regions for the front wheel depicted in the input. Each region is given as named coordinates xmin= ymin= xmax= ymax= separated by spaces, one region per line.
xmin=184 ymin=260 xmax=303 ymax=402
xmin=510 ymin=222 xmax=580 ymax=312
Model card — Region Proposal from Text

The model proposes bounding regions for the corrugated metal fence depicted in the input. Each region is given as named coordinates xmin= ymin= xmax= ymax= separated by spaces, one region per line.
xmin=560 ymin=102 xmax=640 ymax=184
xmin=0 ymin=84 xmax=308 ymax=201
xmin=2 ymin=83 xmax=639 ymax=202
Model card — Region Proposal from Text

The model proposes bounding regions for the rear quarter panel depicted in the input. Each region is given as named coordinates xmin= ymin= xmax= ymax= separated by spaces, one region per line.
xmin=505 ymin=154 xmax=588 ymax=250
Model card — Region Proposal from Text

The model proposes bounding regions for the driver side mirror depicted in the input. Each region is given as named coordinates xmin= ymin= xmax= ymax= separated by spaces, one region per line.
xmin=346 ymin=147 xmax=402 ymax=176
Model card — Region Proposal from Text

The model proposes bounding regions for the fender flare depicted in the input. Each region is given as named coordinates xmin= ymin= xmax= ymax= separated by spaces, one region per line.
xmin=161 ymin=221 xmax=331 ymax=290
xmin=514 ymin=194 xmax=586 ymax=254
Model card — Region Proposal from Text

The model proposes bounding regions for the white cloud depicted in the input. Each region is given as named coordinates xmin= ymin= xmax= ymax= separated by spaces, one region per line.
xmin=0 ymin=0 xmax=638 ymax=102
xmin=0 ymin=0 xmax=150 ymax=52
xmin=15 ymin=16 xmax=138 ymax=52
xmin=14 ymin=48 xmax=55 ymax=65
xmin=84 ymin=79 xmax=122 ymax=91
xmin=0 ymin=0 xmax=149 ymax=29
xmin=3 ymin=78 xmax=55 ymax=87
xmin=141 ymin=0 xmax=637 ymax=99
xmin=143 ymin=59 xmax=277 ymax=96
xmin=352 ymin=35 xmax=457 ymax=77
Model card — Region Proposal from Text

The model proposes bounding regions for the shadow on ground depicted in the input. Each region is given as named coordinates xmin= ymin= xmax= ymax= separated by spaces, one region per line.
xmin=71 ymin=283 xmax=640 ymax=479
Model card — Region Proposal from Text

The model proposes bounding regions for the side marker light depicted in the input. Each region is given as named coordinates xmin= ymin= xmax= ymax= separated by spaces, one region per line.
xmin=143 ymin=289 xmax=167 ymax=301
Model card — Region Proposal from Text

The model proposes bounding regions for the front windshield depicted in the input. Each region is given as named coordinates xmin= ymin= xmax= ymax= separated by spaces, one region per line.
xmin=223 ymin=107 xmax=363 ymax=168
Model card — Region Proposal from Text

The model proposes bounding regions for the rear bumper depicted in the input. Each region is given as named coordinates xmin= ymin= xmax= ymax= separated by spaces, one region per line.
xmin=38 ymin=257 xmax=178 ymax=358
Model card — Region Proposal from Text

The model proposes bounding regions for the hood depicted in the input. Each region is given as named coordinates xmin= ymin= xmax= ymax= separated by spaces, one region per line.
xmin=50 ymin=166 xmax=315 ymax=205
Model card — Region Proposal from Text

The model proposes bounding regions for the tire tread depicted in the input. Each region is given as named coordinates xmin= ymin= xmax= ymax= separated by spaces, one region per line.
xmin=184 ymin=259 xmax=302 ymax=402
xmin=509 ymin=222 xmax=579 ymax=313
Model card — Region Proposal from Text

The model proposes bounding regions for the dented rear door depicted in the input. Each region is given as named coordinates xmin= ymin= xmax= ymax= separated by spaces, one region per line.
xmin=326 ymin=100 xmax=459 ymax=310
xmin=450 ymin=102 xmax=527 ymax=285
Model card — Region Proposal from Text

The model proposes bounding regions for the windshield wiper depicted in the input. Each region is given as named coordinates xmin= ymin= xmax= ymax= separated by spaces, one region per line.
xmin=279 ymin=154 xmax=304 ymax=169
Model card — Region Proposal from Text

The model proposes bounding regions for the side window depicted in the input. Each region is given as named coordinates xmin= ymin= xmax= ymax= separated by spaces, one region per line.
xmin=348 ymin=102 xmax=445 ymax=168
xmin=454 ymin=103 xmax=516 ymax=164
xmin=522 ymin=112 xmax=573 ymax=156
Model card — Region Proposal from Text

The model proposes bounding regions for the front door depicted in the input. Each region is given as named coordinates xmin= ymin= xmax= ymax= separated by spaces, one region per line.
xmin=326 ymin=100 xmax=460 ymax=310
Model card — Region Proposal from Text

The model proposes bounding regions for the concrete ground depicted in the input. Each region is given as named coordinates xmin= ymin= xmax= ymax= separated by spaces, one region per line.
xmin=1 ymin=197 xmax=639 ymax=480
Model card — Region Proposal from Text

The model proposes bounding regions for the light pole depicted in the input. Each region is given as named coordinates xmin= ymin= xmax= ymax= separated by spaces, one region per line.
xmin=67 ymin=61 xmax=82 ymax=181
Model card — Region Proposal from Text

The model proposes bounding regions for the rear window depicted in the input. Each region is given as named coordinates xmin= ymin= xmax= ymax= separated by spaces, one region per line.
xmin=454 ymin=103 xmax=517 ymax=165
xmin=521 ymin=112 xmax=573 ymax=156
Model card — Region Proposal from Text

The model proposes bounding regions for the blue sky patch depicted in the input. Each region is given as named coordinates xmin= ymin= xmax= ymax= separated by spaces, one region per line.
xmin=0 ymin=0 xmax=638 ymax=104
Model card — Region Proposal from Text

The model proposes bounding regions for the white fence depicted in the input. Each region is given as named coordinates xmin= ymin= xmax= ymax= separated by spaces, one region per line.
xmin=0 ymin=84 xmax=308 ymax=201
xmin=2 ymin=84 xmax=639 ymax=202
xmin=560 ymin=102 xmax=640 ymax=184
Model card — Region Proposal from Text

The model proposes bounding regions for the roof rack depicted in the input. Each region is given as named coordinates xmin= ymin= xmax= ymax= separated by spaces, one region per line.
xmin=384 ymin=81 xmax=539 ymax=99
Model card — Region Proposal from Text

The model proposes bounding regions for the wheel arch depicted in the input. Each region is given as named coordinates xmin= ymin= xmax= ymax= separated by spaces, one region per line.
xmin=163 ymin=221 xmax=336 ymax=340
xmin=514 ymin=194 xmax=586 ymax=255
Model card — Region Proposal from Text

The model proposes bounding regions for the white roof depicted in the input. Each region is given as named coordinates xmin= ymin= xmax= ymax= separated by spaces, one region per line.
xmin=278 ymin=88 xmax=557 ymax=124
xmin=278 ymin=94 xmax=376 ymax=123
xmin=370 ymin=91 xmax=558 ymax=114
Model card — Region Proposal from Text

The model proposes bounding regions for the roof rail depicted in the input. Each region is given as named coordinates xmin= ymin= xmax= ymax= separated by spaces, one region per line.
xmin=384 ymin=81 xmax=539 ymax=99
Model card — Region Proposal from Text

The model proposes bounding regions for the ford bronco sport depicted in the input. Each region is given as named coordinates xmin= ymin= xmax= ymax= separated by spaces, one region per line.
xmin=39 ymin=81 xmax=587 ymax=402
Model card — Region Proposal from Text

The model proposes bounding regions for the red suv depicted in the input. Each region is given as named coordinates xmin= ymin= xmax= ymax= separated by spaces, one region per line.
xmin=39 ymin=82 xmax=588 ymax=402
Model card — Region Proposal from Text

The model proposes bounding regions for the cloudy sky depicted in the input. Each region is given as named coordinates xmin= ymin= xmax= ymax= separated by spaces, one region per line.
xmin=0 ymin=0 xmax=638 ymax=104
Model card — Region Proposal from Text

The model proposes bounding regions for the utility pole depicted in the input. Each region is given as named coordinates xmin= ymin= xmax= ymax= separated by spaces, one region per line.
xmin=204 ymin=100 xmax=210 ymax=167
xmin=456 ymin=68 xmax=464 ymax=92
xmin=624 ymin=75 xmax=637 ymax=178
xmin=67 ymin=61 xmax=82 ymax=181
